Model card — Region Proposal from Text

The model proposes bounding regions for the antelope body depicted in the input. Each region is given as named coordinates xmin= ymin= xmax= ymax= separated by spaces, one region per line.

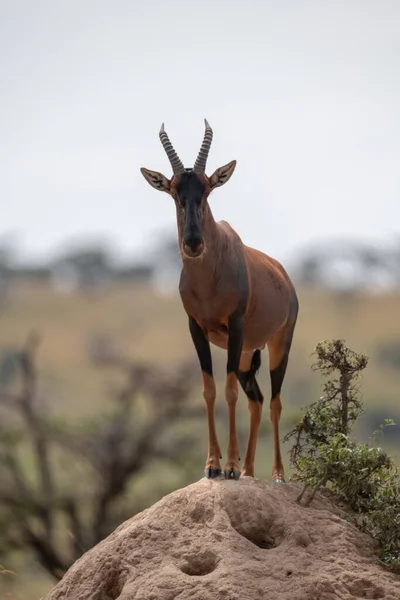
xmin=141 ymin=120 xmax=298 ymax=482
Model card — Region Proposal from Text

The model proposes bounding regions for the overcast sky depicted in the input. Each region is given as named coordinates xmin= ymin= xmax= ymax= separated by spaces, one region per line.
xmin=1 ymin=0 xmax=399 ymax=266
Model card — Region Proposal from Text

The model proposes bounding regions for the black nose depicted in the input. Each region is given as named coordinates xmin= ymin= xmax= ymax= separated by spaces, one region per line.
xmin=184 ymin=236 xmax=203 ymax=252
xmin=183 ymin=236 xmax=204 ymax=257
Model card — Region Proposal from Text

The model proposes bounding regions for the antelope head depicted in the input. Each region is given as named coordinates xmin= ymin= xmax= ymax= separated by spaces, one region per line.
xmin=140 ymin=120 xmax=236 ymax=259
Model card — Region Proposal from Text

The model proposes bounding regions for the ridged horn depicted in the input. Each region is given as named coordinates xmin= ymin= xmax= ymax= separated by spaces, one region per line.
xmin=193 ymin=119 xmax=213 ymax=174
xmin=159 ymin=123 xmax=185 ymax=175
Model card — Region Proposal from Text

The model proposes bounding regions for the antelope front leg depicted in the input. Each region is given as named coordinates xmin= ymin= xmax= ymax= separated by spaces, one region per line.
xmin=189 ymin=316 xmax=222 ymax=478
xmin=224 ymin=313 xmax=244 ymax=480
xmin=202 ymin=372 xmax=222 ymax=477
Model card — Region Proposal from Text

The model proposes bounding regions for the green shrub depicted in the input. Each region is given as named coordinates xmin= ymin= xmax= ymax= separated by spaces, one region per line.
xmin=284 ymin=339 xmax=400 ymax=568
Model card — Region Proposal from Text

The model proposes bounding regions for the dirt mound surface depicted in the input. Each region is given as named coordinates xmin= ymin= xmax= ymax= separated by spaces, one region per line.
xmin=43 ymin=477 xmax=400 ymax=600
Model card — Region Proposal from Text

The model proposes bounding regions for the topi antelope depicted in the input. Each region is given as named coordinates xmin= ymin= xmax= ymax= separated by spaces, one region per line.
xmin=140 ymin=120 xmax=299 ymax=482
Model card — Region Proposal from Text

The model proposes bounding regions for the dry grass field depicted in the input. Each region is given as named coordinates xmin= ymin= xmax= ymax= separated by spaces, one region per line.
xmin=1 ymin=281 xmax=399 ymax=598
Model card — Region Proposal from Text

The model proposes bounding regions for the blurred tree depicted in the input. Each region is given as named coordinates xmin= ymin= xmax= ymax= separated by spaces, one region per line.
xmin=0 ymin=235 xmax=17 ymax=312
xmin=50 ymin=245 xmax=113 ymax=296
xmin=292 ymin=238 xmax=400 ymax=293
xmin=50 ymin=243 xmax=155 ymax=294
xmin=0 ymin=333 xmax=201 ymax=581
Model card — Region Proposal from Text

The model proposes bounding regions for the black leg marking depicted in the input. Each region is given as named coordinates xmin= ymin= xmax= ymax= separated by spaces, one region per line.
xmin=270 ymin=353 xmax=289 ymax=400
xmin=188 ymin=316 xmax=213 ymax=377
xmin=270 ymin=289 xmax=298 ymax=401
xmin=251 ymin=348 xmax=262 ymax=373
xmin=225 ymin=312 xmax=244 ymax=481
xmin=188 ymin=317 xmax=221 ymax=479
xmin=227 ymin=312 xmax=244 ymax=375
xmin=238 ymin=349 xmax=264 ymax=404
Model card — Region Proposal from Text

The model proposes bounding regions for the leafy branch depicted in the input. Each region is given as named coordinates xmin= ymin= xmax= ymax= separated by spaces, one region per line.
xmin=284 ymin=339 xmax=399 ymax=569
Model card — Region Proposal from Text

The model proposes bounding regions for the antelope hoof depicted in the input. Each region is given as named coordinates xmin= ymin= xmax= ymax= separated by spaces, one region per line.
xmin=205 ymin=468 xmax=221 ymax=479
xmin=273 ymin=477 xmax=286 ymax=484
xmin=224 ymin=468 xmax=241 ymax=480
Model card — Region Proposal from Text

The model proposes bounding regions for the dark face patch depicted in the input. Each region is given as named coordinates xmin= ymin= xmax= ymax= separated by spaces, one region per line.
xmin=175 ymin=170 xmax=206 ymax=253
xmin=176 ymin=170 xmax=206 ymax=208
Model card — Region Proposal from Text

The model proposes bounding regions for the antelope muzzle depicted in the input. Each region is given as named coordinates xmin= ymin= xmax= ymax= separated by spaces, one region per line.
xmin=182 ymin=236 xmax=205 ymax=258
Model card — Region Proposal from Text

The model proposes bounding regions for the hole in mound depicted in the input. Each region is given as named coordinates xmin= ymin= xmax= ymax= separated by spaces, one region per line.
xmin=102 ymin=575 xmax=124 ymax=600
xmin=244 ymin=534 xmax=277 ymax=550
xmin=241 ymin=532 xmax=277 ymax=549
xmin=226 ymin=511 xmax=283 ymax=550
xmin=97 ymin=561 xmax=126 ymax=600
xmin=179 ymin=550 xmax=218 ymax=576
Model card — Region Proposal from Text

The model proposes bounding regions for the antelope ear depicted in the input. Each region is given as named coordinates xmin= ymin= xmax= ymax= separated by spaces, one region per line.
xmin=209 ymin=160 xmax=237 ymax=190
xmin=140 ymin=168 xmax=171 ymax=193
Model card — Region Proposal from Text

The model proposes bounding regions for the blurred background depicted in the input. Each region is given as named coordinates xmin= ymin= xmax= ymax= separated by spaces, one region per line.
xmin=1 ymin=0 xmax=399 ymax=597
